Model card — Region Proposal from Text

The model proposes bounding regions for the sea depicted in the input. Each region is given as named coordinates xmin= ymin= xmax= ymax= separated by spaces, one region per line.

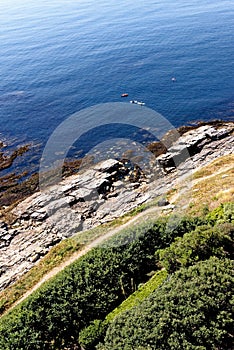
xmin=0 ymin=0 xmax=233 ymax=173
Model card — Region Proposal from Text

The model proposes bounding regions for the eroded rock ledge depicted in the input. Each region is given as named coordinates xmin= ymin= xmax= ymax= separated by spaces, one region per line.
xmin=0 ymin=122 xmax=233 ymax=290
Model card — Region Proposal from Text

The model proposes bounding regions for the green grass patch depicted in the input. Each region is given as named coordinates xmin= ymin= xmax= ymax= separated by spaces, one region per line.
xmin=78 ymin=269 xmax=167 ymax=350
xmin=106 ymin=269 xmax=167 ymax=322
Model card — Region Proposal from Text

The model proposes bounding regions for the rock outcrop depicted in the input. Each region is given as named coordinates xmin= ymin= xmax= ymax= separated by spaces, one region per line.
xmin=157 ymin=124 xmax=233 ymax=172
xmin=0 ymin=122 xmax=233 ymax=290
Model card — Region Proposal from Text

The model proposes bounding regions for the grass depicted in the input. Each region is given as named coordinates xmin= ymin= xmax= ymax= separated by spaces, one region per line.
xmin=174 ymin=154 xmax=234 ymax=216
xmin=125 ymin=196 xmax=163 ymax=217
xmin=0 ymin=237 xmax=82 ymax=315
xmin=1 ymin=154 xmax=233 ymax=316
xmin=0 ymin=224 xmax=114 ymax=315
xmin=0 ymin=200 xmax=162 ymax=316
xmin=105 ymin=269 xmax=167 ymax=322
xmin=189 ymin=167 xmax=234 ymax=215
xmin=192 ymin=154 xmax=234 ymax=180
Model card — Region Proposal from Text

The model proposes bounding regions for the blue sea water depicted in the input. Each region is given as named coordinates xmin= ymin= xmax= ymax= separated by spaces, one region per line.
xmin=0 ymin=0 xmax=233 ymax=169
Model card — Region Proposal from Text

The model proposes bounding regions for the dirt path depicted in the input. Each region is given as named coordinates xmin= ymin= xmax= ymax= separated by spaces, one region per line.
xmin=4 ymin=159 xmax=234 ymax=315
xmin=6 ymin=204 xmax=165 ymax=313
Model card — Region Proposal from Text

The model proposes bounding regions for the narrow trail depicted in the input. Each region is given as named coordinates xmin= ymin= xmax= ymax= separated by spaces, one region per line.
xmin=5 ymin=204 xmax=165 ymax=314
xmin=3 ymin=159 xmax=233 ymax=316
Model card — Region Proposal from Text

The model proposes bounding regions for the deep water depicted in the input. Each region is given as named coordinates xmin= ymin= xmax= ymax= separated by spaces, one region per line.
xmin=0 ymin=0 xmax=233 ymax=172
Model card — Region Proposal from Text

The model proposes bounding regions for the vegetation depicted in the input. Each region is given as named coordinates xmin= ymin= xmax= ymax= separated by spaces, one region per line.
xmin=166 ymin=154 xmax=234 ymax=217
xmin=0 ymin=201 xmax=233 ymax=350
xmin=105 ymin=269 xmax=167 ymax=322
xmin=0 ymin=215 xmax=201 ymax=349
xmin=96 ymin=203 xmax=234 ymax=350
xmin=192 ymin=154 xmax=234 ymax=180
xmin=0 ymin=205 xmax=154 ymax=316
xmin=100 ymin=257 xmax=233 ymax=350
xmin=79 ymin=269 xmax=167 ymax=350
xmin=0 ymin=194 xmax=198 ymax=316
xmin=0 ymin=125 xmax=233 ymax=349
xmin=192 ymin=166 xmax=233 ymax=211
xmin=188 ymin=157 xmax=233 ymax=216
xmin=0 ymin=238 xmax=83 ymax=315
xmin=157 ymin=223 xmax=233 ymax=273
xmin=1 ymin=151 xmax=232 ymax=317
xmin=205 ymin=202 xmax=234 ymax=225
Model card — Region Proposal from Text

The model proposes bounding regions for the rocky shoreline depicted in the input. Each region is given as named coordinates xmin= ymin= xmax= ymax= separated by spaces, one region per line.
xmin=0 ymin=122 xmax=233 ymax=291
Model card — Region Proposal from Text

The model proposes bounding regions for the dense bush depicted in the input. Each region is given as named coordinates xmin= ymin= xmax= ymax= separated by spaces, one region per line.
xmin=100 ymin=257 xmax=234 ymax=350
xmin=79 ymin=270 xmax=167 ymax=350
xmin=0 ymin=215 xmax=200 ymax=350
xmin=157 ymin=224 xmax=233 ymax=273
xmin=0 ymin=206 xmax=227 ymax=350
xmin=206 ymin=202 xmax=234 ymax=225
xmin=79 ymin=320 xmax=108 ymax=350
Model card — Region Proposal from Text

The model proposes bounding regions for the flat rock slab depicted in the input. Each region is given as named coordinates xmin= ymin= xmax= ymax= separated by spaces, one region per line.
xmin=0 ymin=123 xmax=233 ymax=291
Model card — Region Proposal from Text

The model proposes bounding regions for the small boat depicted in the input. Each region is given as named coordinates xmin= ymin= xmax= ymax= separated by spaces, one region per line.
xmin=171 ymin=77 xmax=176 ymax=82
xmin=121 ymin=93 xmax=129 ymax=97
xmin=130 ymin=100 xmax=145 ymax=106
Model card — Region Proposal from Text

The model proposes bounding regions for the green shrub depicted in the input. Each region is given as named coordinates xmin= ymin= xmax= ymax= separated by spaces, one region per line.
xmin=79 ymin=320 xmax=108 ymax=350
xmin=100 ymin=257 xmax=234 ymax=350
xmin=80 ymin=270 xmax=167 ymax=350
xmin=0 ymin=214 xmax=213 ymax=349
xmin=105 ymin=269 xmax=167 ymax=323
xmin=0 ymin=218 xmax=167 ymax=349
xmin=157 ymin=224 xmax=233 ymax=273
xmin=206 ymin=202 xmax=234 ymax=225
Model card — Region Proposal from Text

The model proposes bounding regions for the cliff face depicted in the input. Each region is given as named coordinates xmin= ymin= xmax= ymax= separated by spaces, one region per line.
xmin=0 ymin=122 xmax=233 ymax=291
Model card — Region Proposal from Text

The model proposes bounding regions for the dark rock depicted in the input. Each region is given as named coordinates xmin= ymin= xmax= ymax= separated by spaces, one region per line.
xmin=2 ymin=234 xmax=13 ymax=241
xmin=0 ymin=221 xmax=7 ymax=229
xmin=20 ymin=212 xmax=31 ymax=220
xmin=0 ymin=228 xmax=8 ymax=238
xmin=156 ymin=125 xmax=231 ymax=171
xmin=31 ymin=210 xmax=48 ymax=221
xmin=205 ymin=127 xmax=230 ymax=140
xmin=157 ymin=198 xmax=170 ymax=207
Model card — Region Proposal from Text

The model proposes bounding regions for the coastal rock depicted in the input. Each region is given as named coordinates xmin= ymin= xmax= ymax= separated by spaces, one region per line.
xmin=30 ymin=209 xmax=48 ymax=221
xmin=0 ymin=221 xmax=7 ymax=229
xmin=0 ymin=122 xmax=233 ymax=291
xmin=93 ymin=159 xmax=122 ymax=173
xmin=157 ymin=198 xmax=170 ymax=207
xmin=204 ymin=126 xmax=230 ymax=140
xmin=157 ymin=124 xmax=234 ymax=172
